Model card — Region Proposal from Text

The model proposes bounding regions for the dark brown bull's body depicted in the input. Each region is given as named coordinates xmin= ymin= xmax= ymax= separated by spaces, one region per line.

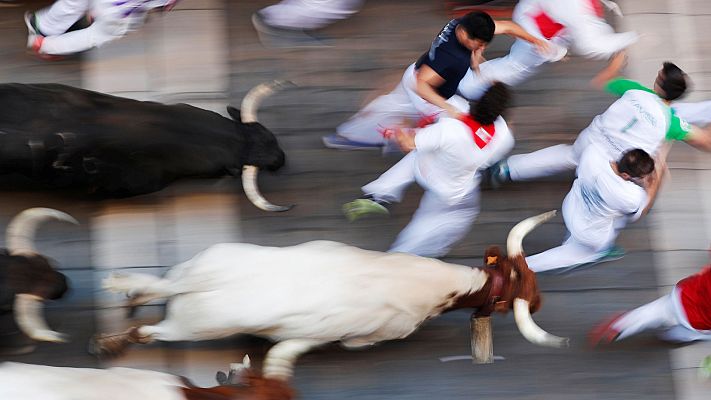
xmin=0 ymin=83 xmax=285 ymax=198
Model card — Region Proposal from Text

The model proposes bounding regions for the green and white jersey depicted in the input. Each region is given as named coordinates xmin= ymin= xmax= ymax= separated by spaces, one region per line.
xmin=579 ymin=78 xmax=691 ymax=158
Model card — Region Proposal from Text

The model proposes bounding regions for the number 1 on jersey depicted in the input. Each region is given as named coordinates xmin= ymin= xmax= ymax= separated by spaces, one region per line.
xmin=622 ymin=117 xmax=638 ymax=133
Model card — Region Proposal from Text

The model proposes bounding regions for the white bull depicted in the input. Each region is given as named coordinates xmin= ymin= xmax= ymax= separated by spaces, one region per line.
xmin=93 ymin=211 xmax=567 ymax=379
xmin=0 ymin=357 xmax=294 ymax=400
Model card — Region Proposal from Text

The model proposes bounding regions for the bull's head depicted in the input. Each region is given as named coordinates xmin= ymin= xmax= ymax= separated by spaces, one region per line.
xmin=5 ymin=208 xmax=78 ymax=343
xmin=479 ymin=211 xmax=568 ymax=348
xmin=228 ymin=81 xmax=293 ymax=212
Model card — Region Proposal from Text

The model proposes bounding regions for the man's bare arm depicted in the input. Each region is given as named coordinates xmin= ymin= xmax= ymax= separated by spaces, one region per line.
xmin=415 ymin=65 xmax=461 ymax=117
xmin=684 ymin=125 xmax=711 ymax=152
xmin=590 ymin=50 xmax=627 ymax=90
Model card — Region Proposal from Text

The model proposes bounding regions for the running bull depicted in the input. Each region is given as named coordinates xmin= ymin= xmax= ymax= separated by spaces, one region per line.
xmin=0 ymin=82 xmax=290 ymax=211
xmin=92 ymin=211 xmax=568 ymax=380
xmin=0 ymin=208 xmax=78 ymax=352
xmin=0 ymin=357 xmax=294 ymax=400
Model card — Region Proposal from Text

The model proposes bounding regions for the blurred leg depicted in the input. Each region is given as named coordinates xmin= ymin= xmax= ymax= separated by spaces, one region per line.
xmin=613 ymin=294 xmax=678 ymax=340
xmin=362 ymin=152 xmax=417 ymax=203
xmin=526 ymin=236 xmax=605 ymax=273
xmin=38 ymin=15 xmax=128 ymax=55
xmin=507 ymin=144 xmax=577 ymax=182
xmin=35 ymin=0 xmax=91 ymax=36
xmin=389 ymin=185 xmax=480 ymax=257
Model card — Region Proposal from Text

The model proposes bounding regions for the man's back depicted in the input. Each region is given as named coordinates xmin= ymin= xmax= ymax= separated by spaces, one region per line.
xmin=563 ymin=146 xmax=646 ymax=246
xmin=581 ymin=89 xmax=669 ymax=158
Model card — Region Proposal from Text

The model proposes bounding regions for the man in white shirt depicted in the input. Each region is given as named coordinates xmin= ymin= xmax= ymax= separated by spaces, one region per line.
xmin=526 ymin=147 xmax=663 ymax=273
xmin=343 ymin=83 xmax=514 ymax=257
xmin=25 ymin=0 xmax=178 ymax=58
xmin=490 ymin=61 xmax=711 ymax=186
xmin=458 ymin=0 xmax=638 ymax=101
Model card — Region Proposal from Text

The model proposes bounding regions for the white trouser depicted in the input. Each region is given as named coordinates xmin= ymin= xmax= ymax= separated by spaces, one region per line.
xmin=337 ymin=63 xmax=444 ymax=145
xmin=36 ymin=0 xmax=89 ymax=36
xmin=507 ymin=126 xmax=597 ymax=181
xmin=259 ymin=0 xmax=363 ymax=30
xmin=458 ymin=40 xmax=551 ymax=101
xmin=36 ymin=0 xmax=165 ymax=55
xmin=672 ymin=100 xmax=711 ymax=126
xmin=612 ymin=288 xmax=711 ymax=342
xmin=362 ymin=152 xmax=481 ymax=257
xmin=526 ymin=191 xmax=620 ymax=273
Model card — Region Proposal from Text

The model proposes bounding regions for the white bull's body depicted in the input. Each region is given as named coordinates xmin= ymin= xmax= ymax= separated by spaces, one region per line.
xmin=0 ymin=363 xmax=183 ymax=400
xmin=118 ymin=240 xmax=488 ymax=345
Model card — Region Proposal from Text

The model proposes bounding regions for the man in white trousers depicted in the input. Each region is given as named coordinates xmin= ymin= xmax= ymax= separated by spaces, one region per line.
xmin=525 ymin=147 xmax=663 ymax=273
xmin=342 ymin=83 xmax=514 ymax=258
xmin=457 ymin=0 xmax=638 ymax=101
xmin=490 ymin=60 xmax=711 ymax=186
xmin=323 ymin=11 xmax=545 ymax=150
xmin=25 ymin=0 xmax=178 ymax=58
xmin=590 ymin=263 xmax=711 ymax=345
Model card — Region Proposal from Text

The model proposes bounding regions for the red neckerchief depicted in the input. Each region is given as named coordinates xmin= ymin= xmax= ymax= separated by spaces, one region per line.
xmin=458 ymin=115 xmax=496 ymax=149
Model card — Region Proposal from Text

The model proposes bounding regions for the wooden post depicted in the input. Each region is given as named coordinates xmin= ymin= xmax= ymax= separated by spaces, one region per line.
xmin=471 ymin=314 xmax=493 ymax=364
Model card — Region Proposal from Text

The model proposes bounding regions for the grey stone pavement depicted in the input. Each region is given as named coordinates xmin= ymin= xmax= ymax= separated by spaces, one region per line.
xmin=0 ymin=0 xmax=709 ymax=399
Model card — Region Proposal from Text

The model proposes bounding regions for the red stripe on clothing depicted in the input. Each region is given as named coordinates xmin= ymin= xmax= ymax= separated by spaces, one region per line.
xmin=531 ymin=11 xmax=564 ymax=40
xmin=588 ymin=0 xmax=605 ymax=18
xmin=459 ymin=115 xmax=496 ymax=149
xmin=677 ymin=265 xmax=711 ymax=331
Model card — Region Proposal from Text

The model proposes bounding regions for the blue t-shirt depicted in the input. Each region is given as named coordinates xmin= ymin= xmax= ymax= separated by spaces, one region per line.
xmin=415 ymin=18 xmax=471 ymax=99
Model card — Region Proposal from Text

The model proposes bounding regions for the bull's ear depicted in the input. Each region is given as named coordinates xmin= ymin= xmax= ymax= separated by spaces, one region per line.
xmin=484 ymin=246 xmax=502 ymax=266
xmin=226 ymin=106 xmax=242 ymax=122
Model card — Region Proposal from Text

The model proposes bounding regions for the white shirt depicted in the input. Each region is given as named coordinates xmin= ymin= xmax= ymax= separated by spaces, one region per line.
xmin=413 ymin=116 xmax=513 ymax=205
xmin=513 ymin=0 xmax=637 ymax=60
xmin=563 ymin=146 xmax=647 ymax=246
xmin=580 ymin=89 xmax=670 ymax=158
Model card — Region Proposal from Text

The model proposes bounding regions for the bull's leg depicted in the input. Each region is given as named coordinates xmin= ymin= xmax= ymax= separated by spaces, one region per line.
xmin=263 ymin=339 xmax=326 ymax=380
xmin=90 ymin=320 xmax=186 ymax=357
xmin=103 ymin=272 xmax=182 ymax=300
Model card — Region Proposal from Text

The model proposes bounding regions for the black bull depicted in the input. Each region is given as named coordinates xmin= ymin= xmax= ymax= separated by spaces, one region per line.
xmin=0 ymin=83 xmax=287 ymax=205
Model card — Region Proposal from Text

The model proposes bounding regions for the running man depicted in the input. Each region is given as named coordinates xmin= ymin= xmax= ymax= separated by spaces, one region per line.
xmin=591 ymin=262 xmax=711 ymax=345
xmin=525 ymin=147 xmax=663 ymax=273
xmin=342 ymin=83 xmax=514 ymax=257
xmin=323 ymin=11 xmax=545 ymax=150
xmin=457 ymin=0 xmax=638 ymax=101
xmin=25 ymin=0 xmax=179 ymax=58
xmin=491 ymin=60 xmax=711 ymax=186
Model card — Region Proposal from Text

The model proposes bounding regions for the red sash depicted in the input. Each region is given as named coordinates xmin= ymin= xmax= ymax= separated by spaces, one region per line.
xmin=531 ymin=1 xmax=603 ymax=40
xmin=458 ymin=115 xmax=496 ymax=149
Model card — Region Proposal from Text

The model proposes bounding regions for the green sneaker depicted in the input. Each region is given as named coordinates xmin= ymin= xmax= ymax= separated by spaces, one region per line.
xmin=343 ymin=198 xmax=389 ymax=222
xmin=700 ymin=355 xmax=711 ymax=380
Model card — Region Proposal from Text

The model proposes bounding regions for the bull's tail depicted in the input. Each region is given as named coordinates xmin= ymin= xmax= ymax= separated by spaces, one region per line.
xmin=103 ymin=272 xmax=182 ymax=302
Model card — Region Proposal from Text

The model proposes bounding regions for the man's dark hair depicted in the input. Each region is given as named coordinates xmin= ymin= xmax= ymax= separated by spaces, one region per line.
xmin=459 ymin=11 xmax=495 ymax=43
xmin=470 ymin=82 xmax=511 ymax=125
xmin=617 ymin=149 xmax=655 ymax=178
xmin=659 ymin=62 xmax=688 ymax=101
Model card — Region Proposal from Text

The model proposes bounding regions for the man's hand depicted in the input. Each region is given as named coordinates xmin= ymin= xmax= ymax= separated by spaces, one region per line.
xmin=470 ymin=46 xmax=486 ymax=74
xmin=394 ymin=127 xmax=417 ymax=153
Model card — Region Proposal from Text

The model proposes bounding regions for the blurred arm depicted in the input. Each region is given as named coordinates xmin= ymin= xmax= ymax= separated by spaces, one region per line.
xmin=416 ymin=65 xmax=462 ymax=118
xmin=494 ymin=20 xmax=549 ymax=54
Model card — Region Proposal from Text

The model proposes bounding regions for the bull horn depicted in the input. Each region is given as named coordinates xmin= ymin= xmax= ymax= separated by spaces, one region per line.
xmin=506 ymin=211 xmax=568 ymax=348
xmin=506 ymin=210 xmax=557 ymax=257
xmin=513 ymin=298 xmax=569 ymax=348
xmin=7 ymin=208 xmax=79 ymax=255
xmin=14 ymin=293 xmax=67 ymax=343
xmin=240 ymin=80 xmax=295 ymax=123
xmin=242 ymin=165 xmax=293 ymax=212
